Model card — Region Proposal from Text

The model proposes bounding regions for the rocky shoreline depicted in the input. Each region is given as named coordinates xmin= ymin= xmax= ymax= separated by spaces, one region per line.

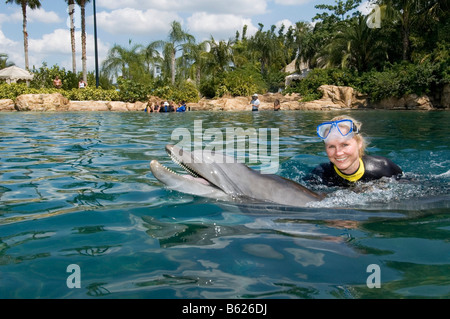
xmin=1 ymin=85 xmax=449 ymax=112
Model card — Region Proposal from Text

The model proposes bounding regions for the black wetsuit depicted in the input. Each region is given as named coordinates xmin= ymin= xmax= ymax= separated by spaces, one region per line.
xmin=307 ymin=155 xmax=403 ymax=187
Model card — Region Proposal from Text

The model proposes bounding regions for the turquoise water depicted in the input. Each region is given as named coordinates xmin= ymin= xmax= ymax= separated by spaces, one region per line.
xmin=0 ymin=110 xmax=449 ymax=299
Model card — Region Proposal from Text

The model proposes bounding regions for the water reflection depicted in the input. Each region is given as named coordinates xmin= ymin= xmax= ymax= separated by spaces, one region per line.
xmin=0 ymin=230 xmax=54 ymax=265
xmin=0 ymin=111 xmax=448 ymax=299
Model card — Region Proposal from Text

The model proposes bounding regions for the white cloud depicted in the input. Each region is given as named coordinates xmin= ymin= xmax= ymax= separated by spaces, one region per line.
xmin=96 ymin=8 xmax=181 ymax=35
xmin=97 ymin=0 xmax=267 ymax=15
xmin=276 ymin=19 xmax=294 ymax=30
xmin=28 ymin=8 xmax=62 ymax=24
xmin=0 ymin=28 xmax=23 ymax=67
xmin=187 ymin=12 xmax=258 ymax=41
xmin=0 ymin=30 xmax=18 ymax=48
xmin=28 ymin=29 xmax=109 ymax=70
xmin=6 ymin=7 xmax=61 ymax=24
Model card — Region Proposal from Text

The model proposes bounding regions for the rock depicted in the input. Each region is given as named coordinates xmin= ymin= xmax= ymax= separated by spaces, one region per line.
xmin=223 ymin=96 xmax=251 ymax=111
xmin=68 ymin=100 xmax=110 ymax=111
xmin=299 ymin=85 xmax=368 ymax=110
xmin=188 ymin=94 xmax=302 ymax=111
xmin=441 ymin=84 xmax=450 ymax=108
xmin=0 ymin=99 xmax=16 ymax=111
xmin=15 ymin=93 xmax=70 ymax=111
xmin=109 ymin=101 xmax=128 ymax=112
xmin=126 ymin=101 xmax=147 ymax=112
xmin=372 ymin=94 xmax=433 ymax=110
xmin=405 ymin=94 xmax=433 ymax=110
xmin=371 ymin=96 xmax=406 ymax=110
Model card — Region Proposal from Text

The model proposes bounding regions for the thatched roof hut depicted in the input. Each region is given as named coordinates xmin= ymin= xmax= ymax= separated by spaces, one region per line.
xmin=0 ymin=66 xmax=34 ymax=85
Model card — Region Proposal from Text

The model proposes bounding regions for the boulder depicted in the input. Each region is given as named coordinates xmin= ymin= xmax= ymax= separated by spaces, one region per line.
xmin=441 ymin=84 xmax=450 ymax=108
xmin=126 ymin=101 xmax=147 ymax=112
xmin=68 ymin=100 xmax=110 ymax=111
xmin=372 ymin=94 xmax=433 ymax=110
xmin=223 ymin=96 xmax=252 ymax=111
xmin=299 ymin=85 xmax=368 ymax=110
xmin=188 ymin=93 xmax=302 ymax=111
xmin=405 ymin=94 xmax=433 ymax=110
xmin=109 ymin=101 xmax=128 ymax=112
xmin=15 ymin=93 xmax=70 ymax=111
xmin=0 ymin=99 xmax=16 ymax=111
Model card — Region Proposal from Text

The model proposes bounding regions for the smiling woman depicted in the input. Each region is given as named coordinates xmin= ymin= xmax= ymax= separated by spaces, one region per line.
xmin=307 ymin=115 xmax=403 ymax=187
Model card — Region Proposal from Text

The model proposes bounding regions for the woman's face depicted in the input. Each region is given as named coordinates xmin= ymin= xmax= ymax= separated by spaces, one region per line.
xmin=325 ymin=136 xmax=362 ymax=175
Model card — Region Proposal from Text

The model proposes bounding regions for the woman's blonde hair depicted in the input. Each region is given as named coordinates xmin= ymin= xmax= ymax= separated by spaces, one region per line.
xmin=330 ymin=115 xmax=367 ymax=157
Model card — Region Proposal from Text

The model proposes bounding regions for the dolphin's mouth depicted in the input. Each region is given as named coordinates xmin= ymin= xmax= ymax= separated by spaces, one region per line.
xmin=164 ymin=146 xmax=217 ymax=187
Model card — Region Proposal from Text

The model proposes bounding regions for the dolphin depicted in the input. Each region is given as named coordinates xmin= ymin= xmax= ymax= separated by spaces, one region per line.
xmin=149 ymin=144 xmax=322 ymax=207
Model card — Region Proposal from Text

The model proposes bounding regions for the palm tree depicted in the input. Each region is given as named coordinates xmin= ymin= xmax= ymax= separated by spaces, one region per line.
xmin=379 ymin=0 xmax=444 ymax=61
xmin=247 ymin=24 xmax=280 ymax=75
xmin=101 ymin=43 xmax=145 ymax=81
xmin=166 ymin=21 xmax=195 ymax=85
xmin=0 ymin=53 xmax=15 ymax=69
xmin=291 ymin=21 xmax=314 ymax=70
xmin=144 ymin=41 xmax=163 ymax=78
xmin=321 ymin=15 xmax=386 ymax=71
xmin=204 ymin=36 xmax=234 ymax=77
xmin=183 ymin=41 xmax=210 ymax=84
xmin=76 ymin=0 xmax=91 ymax=82
xmin=65 ymin=0 xmax=77 ymax=74
xmin=231 ymin=25 xmax=251 ymax=69
xmin=5 ymin=0 xmax=41 ymax=70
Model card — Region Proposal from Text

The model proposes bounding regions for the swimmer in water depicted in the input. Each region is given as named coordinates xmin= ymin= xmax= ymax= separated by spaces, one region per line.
xmin=307 ymin=115 xmax=403 ymax=187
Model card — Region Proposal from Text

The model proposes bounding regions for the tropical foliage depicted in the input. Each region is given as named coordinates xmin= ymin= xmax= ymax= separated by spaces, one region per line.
xmin=1 ymin=0 xmax=449 ymax=103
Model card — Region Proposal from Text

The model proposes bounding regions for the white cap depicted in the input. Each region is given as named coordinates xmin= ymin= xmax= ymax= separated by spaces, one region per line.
xmin=164 ymin=102 xmax=169 ymax=106
xmin=252 ymin=93 xmax=258 ymax=97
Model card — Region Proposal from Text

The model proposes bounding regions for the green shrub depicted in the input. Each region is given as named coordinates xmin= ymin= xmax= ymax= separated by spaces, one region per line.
xmin=216 ymin=74 xmax=259 ymax=97
xmin=357 ymin=61 xmax=443 ymax=102
xmin=0 ymin=83 xmax=32 ymax=99
xmin=30 ymin=63 xmax=78 ymax=90
xmin=199 ymin=78 xmax=218 ymax=99
xmin=117 ymin=77 xmax=152 ymax=102
xmin=214 ymin=66 xmax=266 ymax=97
xmin=152 ymin=81 xmax=200 ymax=103
xmin=62 ymin=87 xmax=120 ymax=101
xmin=175 ymin=81 xmax=200 ymax=103
xmin=0 ymin=82 xmax=120 ymax=101
xmin=285 ymin=62 xmax=445 ymax=103
xmin=285 ymin=68 xmax=357 ymax=101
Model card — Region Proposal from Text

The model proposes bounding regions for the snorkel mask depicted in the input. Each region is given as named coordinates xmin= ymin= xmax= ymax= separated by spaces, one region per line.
xmin=317 ymin=119 xmax=359 ymax=142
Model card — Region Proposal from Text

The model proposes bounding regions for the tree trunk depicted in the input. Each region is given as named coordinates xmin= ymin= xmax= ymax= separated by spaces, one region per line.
xmin=196 ymin=66 xmax=201 ymax=85
xmin=69 ymin=0 xmax=77 ymax=74
xmin=171 ymin=49 xmax=176 ymax=85
xmin=401 ymin=6 xmax=411 ymax=61
xmin=21 ymin=3 xmax=29 ymax=70
xmin=81 ymin=0 xmax=87 ymax=82
xmin=402 ymin=26 xmax=410 ymax=61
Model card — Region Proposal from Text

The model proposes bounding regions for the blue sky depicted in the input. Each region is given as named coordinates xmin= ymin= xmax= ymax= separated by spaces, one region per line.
xmin=0 ymin=0 xmax=372 ymax=72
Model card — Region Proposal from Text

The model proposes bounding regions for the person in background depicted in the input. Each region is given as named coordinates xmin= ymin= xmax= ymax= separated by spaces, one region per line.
xmin=153 ymin=102 xmax=160 ymax=112
xmin=250 ymin=94 xmax=260 ymax=111
xmin=273 ymin=99 xmax=281 ymax=111
xmin=78 ymin=78 xmax=87 ymax=89
xmin=160 ymin=101 xmax=172 ymax=112
xmin=306 ymin=115 xmax=403 ymax=187
xmin=157 ymin=101 xmax=165 ymax=112
xmin=176 ymin=100 xmax=187 ymax=112
xmin=144 ymin=103 xmax=153 ymax=113
xmin=168 ymin=101 xmax=175 ymax=112
xmin=53 ymin=76 xmax=62 ymax=89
